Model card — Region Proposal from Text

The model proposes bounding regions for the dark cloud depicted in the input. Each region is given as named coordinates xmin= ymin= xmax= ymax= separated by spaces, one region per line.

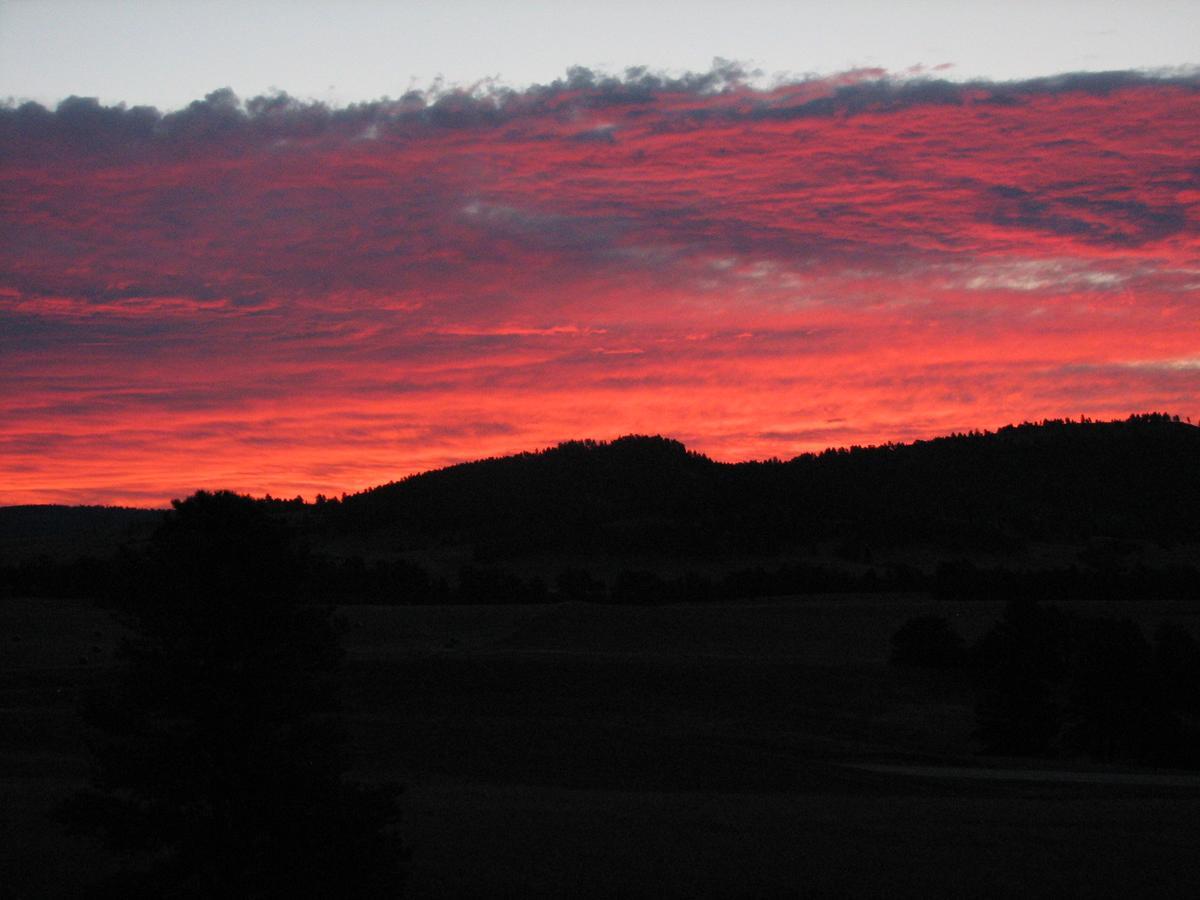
xmin=5 ymin=66 xmax=1197 ymax=161
xmin=3 ymin=66 xmax=1199 ymax=504
xmin=983 ymin=185 xmax=1191 ymax=247
xmin=568 ymin=124 xmax=618 ymax=144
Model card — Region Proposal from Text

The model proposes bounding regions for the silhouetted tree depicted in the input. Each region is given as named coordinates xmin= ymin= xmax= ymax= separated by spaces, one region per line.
xmin=1149 ymin=622 xmax=1200 ymax=766
xmin=1154 ymin=622 xmax=1200 ymax=716
xmin=971 ymin=599 xmax=1071 ymax=755
xmin=964 ymin=602 xmax=1200 ymax=766
xmin=59 ymin=491 xmax=404 ymax=897
xmin=456 ymin=564 xmax=548 ymax=604
xmin=1055 ymin=618 xmax=1164 ymax=762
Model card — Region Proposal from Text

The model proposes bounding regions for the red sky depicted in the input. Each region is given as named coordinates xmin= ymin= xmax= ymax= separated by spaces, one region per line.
xmin=2 ymin=71 xmax=1198 ymax=506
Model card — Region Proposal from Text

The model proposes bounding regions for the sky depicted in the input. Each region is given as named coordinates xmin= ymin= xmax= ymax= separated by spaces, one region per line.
xmin=2 ymin=1 xmax=1199 ymax=109
xmin=1 ymin=2 xmax=1198 ymax=506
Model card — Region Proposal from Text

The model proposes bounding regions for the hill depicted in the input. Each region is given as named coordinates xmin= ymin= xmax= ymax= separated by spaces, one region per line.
xmin=0 ymin=504 xmax=163 ymax=565
xmin=4 ymin=414 xmax=1198 ymax=601
xmin=321 ymin=413 xmax=1200 ymax=558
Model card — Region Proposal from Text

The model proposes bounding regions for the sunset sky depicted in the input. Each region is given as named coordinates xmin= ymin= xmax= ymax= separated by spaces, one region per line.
xmin=2 ymin=1 xmax=1198 ymax=506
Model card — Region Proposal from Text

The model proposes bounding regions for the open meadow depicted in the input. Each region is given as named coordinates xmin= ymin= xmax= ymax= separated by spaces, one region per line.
xmin=5 ymin=595 xmax=1200 ymax=897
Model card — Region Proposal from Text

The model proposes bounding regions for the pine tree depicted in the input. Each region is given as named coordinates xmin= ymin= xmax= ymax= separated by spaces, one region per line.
xmin=59 ymin=491 xmax=404 ymax=897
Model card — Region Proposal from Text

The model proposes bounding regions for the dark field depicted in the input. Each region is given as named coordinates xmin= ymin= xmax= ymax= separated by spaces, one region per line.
xmin=6 ymin=596 xmax=1200 ymax=897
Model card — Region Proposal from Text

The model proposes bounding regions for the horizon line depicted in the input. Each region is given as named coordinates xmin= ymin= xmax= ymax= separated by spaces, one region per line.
xmin=4 ymin=411 xmax=1191 ymax=512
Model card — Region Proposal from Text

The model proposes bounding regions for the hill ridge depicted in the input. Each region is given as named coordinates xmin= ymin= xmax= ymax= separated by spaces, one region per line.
xmin=320 ymin=413 xmax=1199 ymax=556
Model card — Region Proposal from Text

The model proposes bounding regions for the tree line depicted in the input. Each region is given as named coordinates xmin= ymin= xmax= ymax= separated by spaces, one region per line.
xmin=323 ymin=414 xmax=1200 ymax=556
xmin=892 ymin=600 xmax=1200 ymax=767
xmin=8 ymin=551 xmax=1198 ymax=607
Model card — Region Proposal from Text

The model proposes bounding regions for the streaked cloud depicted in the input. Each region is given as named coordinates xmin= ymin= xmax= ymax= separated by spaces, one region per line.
xmin=2 ymin=69 xmax=1198 ymax=504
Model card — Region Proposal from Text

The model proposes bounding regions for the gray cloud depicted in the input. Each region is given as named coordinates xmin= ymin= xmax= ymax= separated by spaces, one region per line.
xmin=5 ymin=67 xmax=1197 ymax=160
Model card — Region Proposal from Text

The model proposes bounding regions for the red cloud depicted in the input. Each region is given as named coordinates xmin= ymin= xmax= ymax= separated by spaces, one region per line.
xmin=2 ymin=72 xmax=1198 ymax=504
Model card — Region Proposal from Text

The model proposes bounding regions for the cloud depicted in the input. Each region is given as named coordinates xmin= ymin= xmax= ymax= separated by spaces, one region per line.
xmin=2 ymin=66 xmax=1198 ymax=503
xmin=5 ymin=66 xmax=1196 ymax=156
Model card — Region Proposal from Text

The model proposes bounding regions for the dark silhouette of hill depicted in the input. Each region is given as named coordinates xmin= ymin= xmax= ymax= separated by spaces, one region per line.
xmin=0 ymin=505 xmax=163 ymax=564
xmin=329 ymin=435 xmax=722 ymax=555
xmin=4 ymin=414 xmax=1199 ymax=604
xmin=323 ymin=414 xmax=1200 ymax=557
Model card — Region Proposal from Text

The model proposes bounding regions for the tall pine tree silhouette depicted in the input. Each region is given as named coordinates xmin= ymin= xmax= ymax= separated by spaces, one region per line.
xmin=60 ymin=491 xmax=404 ymax=897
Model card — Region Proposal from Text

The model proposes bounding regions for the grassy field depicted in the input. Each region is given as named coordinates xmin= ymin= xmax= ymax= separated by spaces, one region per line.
xmin=5 ymin=595 xmax=1200 ymax=897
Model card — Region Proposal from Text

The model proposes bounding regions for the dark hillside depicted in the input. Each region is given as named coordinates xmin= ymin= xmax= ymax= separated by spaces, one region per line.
xmin=333 ymin=435 xmax=726 ymax=555
xmin=771 ymin=413 xmax=1200 ymax=548
xmin=5 ymin=415 xmax=1197 ymax=600
xmin=326 ymin=414 xmax=1200 ymax=557
xmin=0 ymin=505 xmax=163 ymax=564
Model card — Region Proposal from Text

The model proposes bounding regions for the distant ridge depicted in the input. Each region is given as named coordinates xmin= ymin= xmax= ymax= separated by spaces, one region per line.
xmin=4 ymin=415 xmax=1197 ymax=563
xmin=321 ymin=413 xmax=1200 ymax=556
xmin=0 ymin=505 xmax=163 ymax=564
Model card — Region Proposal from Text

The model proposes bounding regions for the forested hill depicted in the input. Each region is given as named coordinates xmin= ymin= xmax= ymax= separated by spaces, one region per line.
xmin=0 ymin=505 xmax=163 ymax=564
xmin=324 ymin=414 xmax=1200 ymax=556
xmin=4 ymin=414 xmax=1197 ymax=565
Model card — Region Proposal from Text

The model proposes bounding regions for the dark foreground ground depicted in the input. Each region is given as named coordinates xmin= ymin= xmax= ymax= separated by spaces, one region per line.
xmin=5 ymin=595 xmax=1200 ymax=897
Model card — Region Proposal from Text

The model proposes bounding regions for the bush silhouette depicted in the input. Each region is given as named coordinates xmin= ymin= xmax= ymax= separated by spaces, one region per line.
xmin=964 ymin=600 xmax=1200 ymax=766
xmin=1055 ymin=617 xmax=1165 ymax=762
xmin=970 ymin=599 xmax=1071 ymax=755
xmin=58 ymin=491 xmax=405 ymax=897
xmin=1153 ymin=622 xmax=1200 ymax=716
